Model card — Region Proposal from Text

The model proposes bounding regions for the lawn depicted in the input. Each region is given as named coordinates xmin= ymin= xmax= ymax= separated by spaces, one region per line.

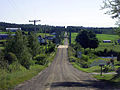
xmin=37 ymin=33 xmax=53 ymax=37
xmin=71 ymin=33 xmax=78 ymax=44
xmin=71 ymin=33 xmax=119 ymax=44
xmin=71 ymin=33 xmax=120 ymax=52
xmin=96 ymin=34 xmax=120 ymax=52
xmin=96 ymin=34 xmax=119 ymax=41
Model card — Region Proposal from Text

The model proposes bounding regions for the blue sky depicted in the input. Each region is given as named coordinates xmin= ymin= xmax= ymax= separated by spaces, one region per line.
xmin=0 ymin=0 xmax=117 ymax=27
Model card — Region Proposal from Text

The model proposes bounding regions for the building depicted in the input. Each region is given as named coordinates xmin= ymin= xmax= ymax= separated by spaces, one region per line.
xmin=6 ymin=28 xmax=21 ymax=32
xmin=0 ymin=34 xmax=15 ymax=40
xmin=103 ymin=40 xmax=111 ymax=43
xmin=38 ymin=35 xmax=45 ymax=44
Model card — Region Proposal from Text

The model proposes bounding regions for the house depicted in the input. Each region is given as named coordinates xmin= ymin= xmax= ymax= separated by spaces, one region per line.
xmin=118 ymin=39 xmax=120 ymax=44
xmin=103 ymin=40 xmax=111 ymax=43
xmin=6 ymin=28 xmax=21 ymax=32
xmin=50 ymin=32 xmax=56 ymax=35
xmin=0 ymin=34 xmax=15 ymax=40
xmin=46 ymin=36 xmax=54 ymax=40
xmin=38 ymin=35 xmax=45 ymax=44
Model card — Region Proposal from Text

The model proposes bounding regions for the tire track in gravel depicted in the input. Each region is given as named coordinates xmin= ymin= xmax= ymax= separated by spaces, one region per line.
xmin=14 ymin=38 xmax=115 ymax=90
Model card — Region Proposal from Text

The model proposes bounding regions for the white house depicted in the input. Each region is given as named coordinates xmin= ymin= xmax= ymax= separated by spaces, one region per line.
xmin=6 ymin=28 xmax=21 ymax=32
xmin=103 ymin=40 xmax=111 ymax=43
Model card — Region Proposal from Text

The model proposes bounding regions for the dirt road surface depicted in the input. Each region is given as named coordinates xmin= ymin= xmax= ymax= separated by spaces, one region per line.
xmin=15 ymin=38 xmax=114 ymax=90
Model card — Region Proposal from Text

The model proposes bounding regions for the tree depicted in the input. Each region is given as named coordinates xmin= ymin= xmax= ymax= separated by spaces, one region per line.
xmin=76 ymin=30 xmax=89 ymax=49
xmin=5 ymin=30 xmax=32 ymax=69
xmin=75 ymin=30 xmax=99 ymax=50
xmin=102 ymin=0 xmax=120 ymax=25
xmin=89 ymin=38 xmax=99 ymax=49
xmin=28 ymin=32 xmax=40 ymax=57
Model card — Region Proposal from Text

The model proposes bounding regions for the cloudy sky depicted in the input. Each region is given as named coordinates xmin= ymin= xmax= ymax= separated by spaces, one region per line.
xmin=0 ymin=0 xmax=117 ymax=27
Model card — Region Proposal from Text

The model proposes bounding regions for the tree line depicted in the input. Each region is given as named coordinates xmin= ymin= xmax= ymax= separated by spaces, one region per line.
xmin=0 ymin=22 xmax=116 ymax=34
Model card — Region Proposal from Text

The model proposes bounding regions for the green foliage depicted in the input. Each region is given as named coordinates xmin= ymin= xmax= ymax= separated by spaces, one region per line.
xmin=93 ymin=74 xmax=114 ymax=81
xmin=81 ymin=54 xmax=89 ymax=62
xmin=4 ymin=30 xmax=32 ymax=69
xmin=34 ymin=54 xmax=47 ymax=65
xmin=117 ymin=52 xmax=120 ymax=61
xmin=46 ymin=44 xmax=55 ymax=53
xmin=96 ymin=34 xmax=119 ymax=42
xmin=76 ymin=30 xmax=99 ymax=49
xmin=5 ymin=52 xmax=17 ymax=64
xmin=0 ymin=65 xmax=46 ymax=90
xmin=71 ymin=33 xmax=78 ymax=44
xmin=71 ymin=62 xmax=101 ymax=73
xmin=102 ymin=0 xmax=120 ymax=20
xmin=28 ymin=32 xmax=40 ymax=57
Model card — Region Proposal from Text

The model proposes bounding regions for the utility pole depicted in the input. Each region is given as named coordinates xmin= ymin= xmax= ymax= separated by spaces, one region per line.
xmin=29 ymin=20 xmax=41 ymax=32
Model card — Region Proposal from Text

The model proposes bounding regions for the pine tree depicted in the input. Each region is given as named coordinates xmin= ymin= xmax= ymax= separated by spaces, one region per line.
xmin=28 ymin=32 xmax=40 ymax=57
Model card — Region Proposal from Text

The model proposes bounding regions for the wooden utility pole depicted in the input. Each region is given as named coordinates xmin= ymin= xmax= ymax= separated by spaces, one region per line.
xmin=29 ymin=20 xmax=41 ymax=32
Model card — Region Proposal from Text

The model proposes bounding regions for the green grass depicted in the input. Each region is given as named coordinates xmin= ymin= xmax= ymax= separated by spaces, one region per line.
xmin=0 ymin=40 xmax=6 ymax=42
xmin=93 ymin=74 xmax=120 ymax=87
xmin=71 ymin=33 xmax=119 ymax=44
xmin=94 ymin=74 xmax=114 ymax=80
xmin=71 ymin=33 xmax=120 ymax=52
xmin=0 ymin=32 xmax=8 ymax=34
xmin=71 ymin=33 xmax=78 ymax=44
xmin=96 ymin=34 xmax=119 ymax=41
xmin=0 ymin=47 xmax=4 ymax=50
xmin=37 ymin=33 xmax=53 ymax=37
xmin=0 ymin=65 xmax=46 ymax=90
xmin=0 ymin=32 xmax=15 ymax=34
xmin=71 ymin=62 xmax=101 ymax=73
xmin=0 ymin=44 xmax=57 ymax=90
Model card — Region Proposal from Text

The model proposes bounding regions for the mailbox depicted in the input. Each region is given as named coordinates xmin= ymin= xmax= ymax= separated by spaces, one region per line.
xmin=99 ymin=64 xmax=105 ymax=76
xmin=99 ymin=64 xmax=105 ymax=67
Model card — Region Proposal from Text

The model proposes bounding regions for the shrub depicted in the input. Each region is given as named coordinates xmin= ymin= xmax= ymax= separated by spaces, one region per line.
xmin=117 ymin=52 xmax=120 ymax=61
xmin=34 ymin=54 xmax=47 ymax=65
xmin=46 ymin=44 xmax=55 ymax=53
xmin=69 ymin=56 xmax=78 ymax=62
xmin=81 ymin=54 xmax=89 ymax=62
xmin=5 ymin=52 xmax=17 ymax=64
xmin=8 ymin=61 xmax=26 ymax=72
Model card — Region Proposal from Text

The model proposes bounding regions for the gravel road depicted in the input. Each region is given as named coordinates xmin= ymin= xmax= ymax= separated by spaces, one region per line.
xmin=14 ymin=38 xmax=114 ymax=90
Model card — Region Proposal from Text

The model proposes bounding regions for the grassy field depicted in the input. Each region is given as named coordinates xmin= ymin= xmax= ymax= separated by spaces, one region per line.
xmin=71 ymin=33 xmax=119 ymax=44
xmin=96 ymin=34 xmax=120 ymax=52
xmin=71 ymin=33 xmax=78 ymax=44
xmin=0 ymin=31 xmax=15 ymax=34
xmin=37 ymin=33 xmax=53 ymax=37
xmin=71 ymin=33 xmax=120 ymax=52
xmin=96 ymin=34 xmax=119 ymax=41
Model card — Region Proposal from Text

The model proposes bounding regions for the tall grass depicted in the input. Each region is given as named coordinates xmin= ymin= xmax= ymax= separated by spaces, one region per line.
xmin=0 ymin=45 xmax=56 ymax=90
xmin=0 ymin=65 xmax=46 ymax=90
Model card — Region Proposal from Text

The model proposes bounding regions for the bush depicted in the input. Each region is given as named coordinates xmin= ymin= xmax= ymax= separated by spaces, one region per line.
xmin=117 ymin=52 xmax=120 ymax=61
xmin=69 ymin=56 xmax=78 ymax=62
xmin=34 ymin=54 xmax=47 ymax=65
xmin=46 ymin=44 xmax=55 ymax=53
xmin=81 ymin=54 xmax=89 ymax=62
xmin=5 ymin=52 xmax=17 ymax=64
xmin=8 ymin=61 xmax=26 ymax=72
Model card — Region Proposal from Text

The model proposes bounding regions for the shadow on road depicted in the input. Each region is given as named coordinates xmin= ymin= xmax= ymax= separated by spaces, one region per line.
xmin=50 ymin=80 xmax=112 ymax=89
